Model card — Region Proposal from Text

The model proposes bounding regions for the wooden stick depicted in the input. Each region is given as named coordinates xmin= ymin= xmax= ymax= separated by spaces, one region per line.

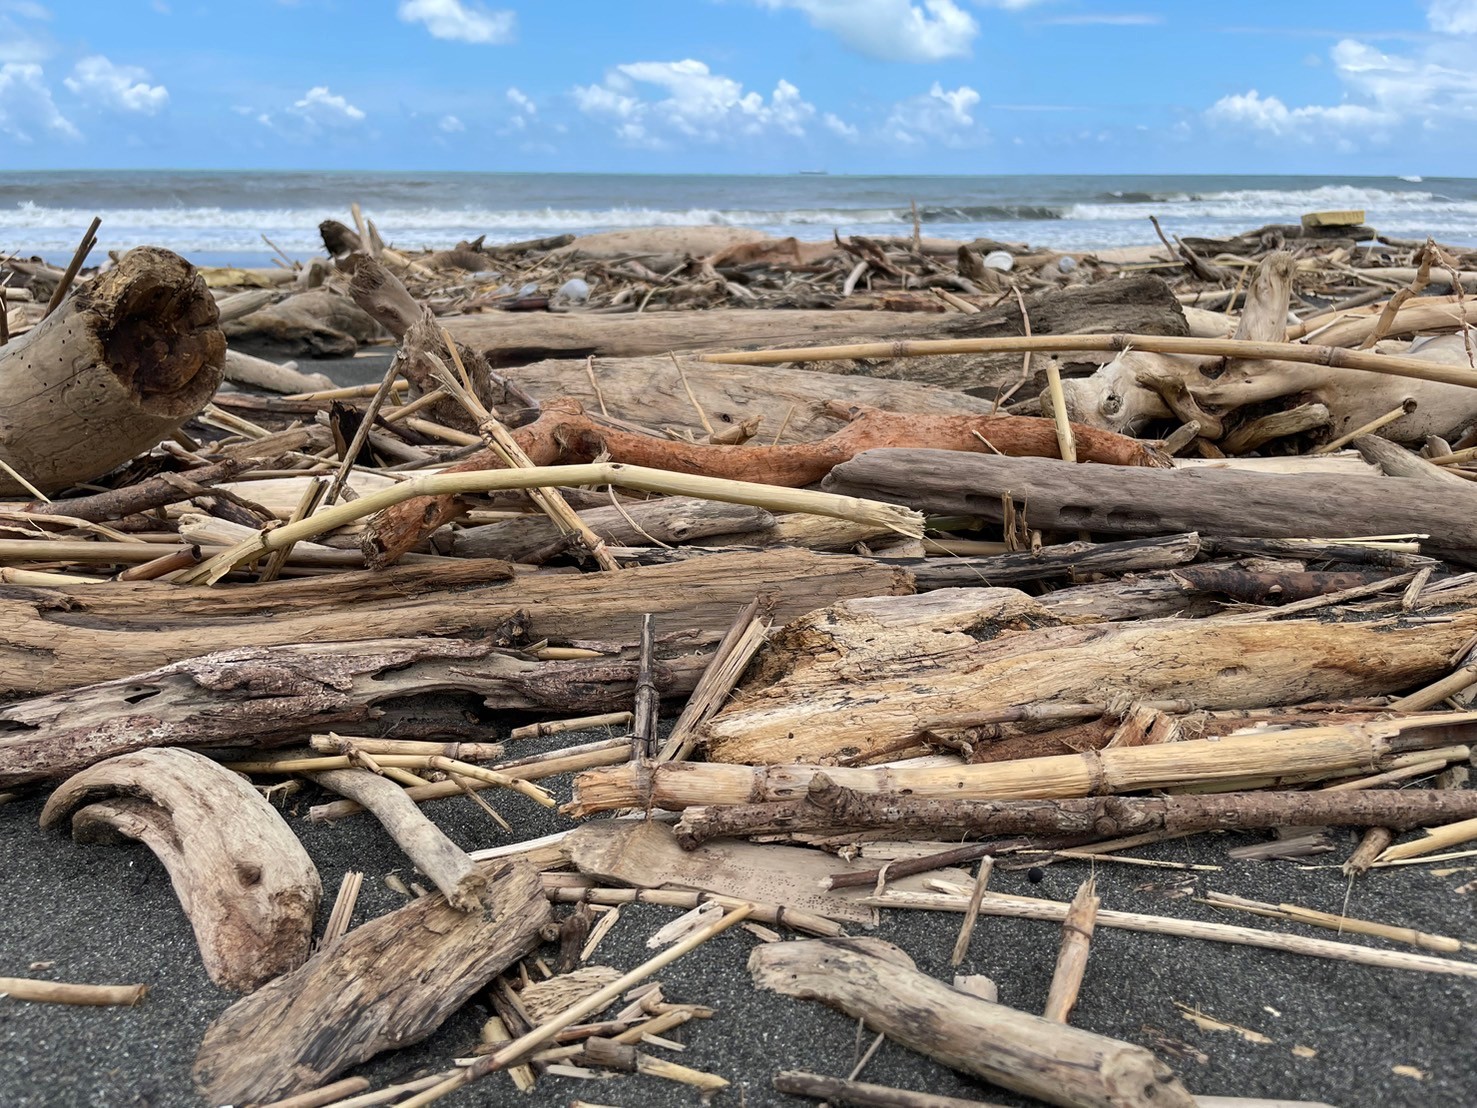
xmin=227 ymin=752 xmax=555 ymax=808
xmin=774 ymin=1070 xmax=1010 ymax=1108
xmin=317 ymin=1075 xmax=444 ymax=1108
xmin=701 ymin=331 xmax=1477 ymax=390
xmin=0 ymin=977 xmax=147 ymax=1006
xmin=949 ymin=857 xmax=995 ymax=967
xmin=1344 ymin=827 xmax=1394 ymax=876
xmin=43 ymin=215 xmax=101 ymax=317
xmin=1311 ymin=398 xmax=1416 ymax=455
xmin=633 ymin=613 xmax=659 ymax=758
xmin=1376 ymin=816 xmax=1477 ymax=863
xmin=544 ymin=885 xmax=843 ymax=937
xmin=1200 ymin=891 xmax=1472 ymax=954
xmin=1043 ymin=877 xmax=1098 ymax=1024
xmin=509 ymin=712 xmax=630 ymax=742
xmin=656 ymin=599 xmax=767 ymax=763
xmin=309 ymin=736 xmax=505 ymax=761
xmin=320 ymin=871 xmax=363 ymax=947
xmin=865 ymin=889 xmax=1477 ymax=978
xmin=257 ymin=1076 xmax=372 ymax=1108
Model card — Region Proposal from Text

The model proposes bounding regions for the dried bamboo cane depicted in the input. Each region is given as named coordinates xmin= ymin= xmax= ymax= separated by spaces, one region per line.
xmin=257 ymin=1077 xmax=371 ymax=1108
xmin=1200 ymin=891 xmax=1472 ymax=954
xmin=1376 ymin=816 xmax=1477 ymax=863
xmin=700 ymin=331 xmax=1477 ymax=390
xmin=0 ymin=977 xmax=147 ymax=1006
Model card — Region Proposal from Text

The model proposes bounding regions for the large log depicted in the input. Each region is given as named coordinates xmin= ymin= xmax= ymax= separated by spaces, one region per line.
xmin=193 ymin=860 xmax=549 ymax=1105
xmin=0 ymin=247 xmax=224 ymax=494
xmin=695 ymin=591 xmax=1477 ymax=765
xmin=823 ymin=450 xmax=1477 ymax=560
xmin=39 ymin=748 xmax=320 ymax=992
xmin=0 ymin=548 xmax=909 ymax=696
xmin=750 ymin=939 xmax=1194 ymax=1108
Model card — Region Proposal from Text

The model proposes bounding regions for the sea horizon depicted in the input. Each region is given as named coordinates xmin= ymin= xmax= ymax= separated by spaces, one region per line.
xmin=4 ymin=170 xmax=1472 ymax=268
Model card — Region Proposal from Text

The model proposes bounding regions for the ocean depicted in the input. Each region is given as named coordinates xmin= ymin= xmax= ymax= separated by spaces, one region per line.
xmin=4 ymin=171 xmax=1477 ymax=268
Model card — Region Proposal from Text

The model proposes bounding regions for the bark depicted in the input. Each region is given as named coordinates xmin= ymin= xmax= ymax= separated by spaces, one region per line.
xmin=193 ymin=860 xmax=549 ymax=1105
xmin=39 ymin=748 xmax=320 ymax=991
xmin=1166 ymin=565 xmax=1394 ymax=605
xmin=750 ymin=940 xmax=1194 ymax=1108
xmin=311 ymin=768 xmax=485 ymax=910
xmin=689 ymin=588 xmax=1477 ymax=765
xmin=0 ymin=548 xmax=907 ymax=696
xmin=0 ymin=247 xmax=224 ymax=494
xmin=567 ymin=714 xmax=1477 ymax=816
xmin=0 ymin=637 xmax=712 ymax=788
xmin=363 ymin=399 xmax=1161 ymax=566
xmin=673 ymin=780 xmax=1477 ymax=848
xmin=823 ymin=450 xmax=1477 ymax=561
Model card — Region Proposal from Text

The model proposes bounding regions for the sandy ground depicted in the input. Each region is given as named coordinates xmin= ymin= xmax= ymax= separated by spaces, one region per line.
xmin=2 ymin=717 xmax=1475 ymax=1108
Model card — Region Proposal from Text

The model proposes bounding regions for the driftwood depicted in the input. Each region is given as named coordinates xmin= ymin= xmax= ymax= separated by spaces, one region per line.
xmin=566 ymin=714 xmax=1477 ymax=815
xmin=311 ymin=768 xmax=484 ymax=910
xmin=673 ymin=780 xmax=1477 ymax=847
xmin=193 ymin=860 xmax=549 ymax=1104
xmin=363 ymin=398 xmax=1161 ymax=565
xmin=692 ymin=589 xmax=1477 ymax=765
xmin=0 ymin=548 xmax=904 ymax=696
xmin=0 ymin=247 xmax=223 ymax=494
xmin=564 ymin=819 xmax=968 ymax=927
xmin=750 ymin=939 xmax=1194 ymax=1108
xmin=824 ymin=450 xmax=1477 ymax=560
xmin=0 ymin=636 xmax=712 ymax=788
xmin=222 ymin=348 xmax=334 ymax=394
xmin=223 ymin=289 xmax=380 ymax=357
xmin=39 ymin=748 xmax=319 ymax=991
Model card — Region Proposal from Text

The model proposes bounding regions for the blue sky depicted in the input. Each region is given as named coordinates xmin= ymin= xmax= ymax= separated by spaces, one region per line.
xmin=1 ymin=0 xmax=1474 ymax=174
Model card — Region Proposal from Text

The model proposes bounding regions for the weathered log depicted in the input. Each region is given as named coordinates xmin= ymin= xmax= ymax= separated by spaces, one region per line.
xmin=0 ymin=637 xmax=711 ymax=788
xmin=223 ymin=289 xmax=380 ymax=357
xmin=363 ymin=399 xmax=1161 ymax=566
xmin=193 ymin=860 xmax=549 ymax=1104
xmin=823 ymin=450 xmax=1477 ymax=559
xmin=567 ymin=714 xmax=1477 ymax=815
xmin=673 ymin=780 xmax=1477 ymax=848
xmin=894 ymin=534 xmax=1201 ymax=590
xmin=690 ymin=586 xmax=1477 ymax=765
xmin=0 ymin=548 xmax=907 ymax=696
xmin=750 ymin=939 xmax=1194 ymax=1108
xmin=448 ymin=497 xmax=774 ymax=562
xmin=0 ymin=247 xmax=223 ymax=494
xmin=222 ymin=348 xmax=335 ymax=393
xmin=39 ymin=748 xmax=319 ymax=991
xmin=311 ymin=768 xmax=484 ymax=910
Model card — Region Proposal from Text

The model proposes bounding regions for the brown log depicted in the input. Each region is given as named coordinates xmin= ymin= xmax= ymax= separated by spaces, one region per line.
xmin=672 ymin=782 xmax=1477 ymax=848
xmin=1167 ymin=565 xmax=1393 ymax=605
xmin=20 ymin=454 xmax=261 ymax=522
xmin=694 ymin=588 xmax=1477 ymax=765
xmin=0 ymin=247 xmax=223 ymax=494
xmin=567 ymin=713 xmax=1477 ymax=816
xmin=311 ymin=768 xmax=485 ymax=910
xmin=192 ymin=860 xmax=549 ymax=1104
xmin=39 ymin=748 xmax=320 ymax=991
xmin=750 ymin=939 xmax=1194 ymax=1108
xmin=363 ymin=399 xmax=1161 ymax=566
xmin=0 ymin=637 xmax=711 ymax=788
xmin=823 ymin=450 xmax=1477 ymax=560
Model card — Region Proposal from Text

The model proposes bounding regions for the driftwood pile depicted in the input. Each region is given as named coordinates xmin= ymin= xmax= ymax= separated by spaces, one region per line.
xmin=3 ymin=206 xmax=1477 ymax=1107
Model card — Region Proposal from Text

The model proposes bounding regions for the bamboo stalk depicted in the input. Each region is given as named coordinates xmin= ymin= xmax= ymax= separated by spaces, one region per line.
xmin=1376 ymin=816 xmax=1477 ymax=863
xmin=1200 ymin=891 xmax=1472 ymax=954
xmin=1311 ymin=398 xmax=1416 ymax=455
xmin=865 ymin=889 xmax=1477 ymax=978
xmin=544 ymin=884 xmax=843 ymax=937
xmin=1043 ymin=877 xmax=1098 ymax=1024
xmin=774 ymin=1070 xmax=1011 ymax=1107
xmin=509 ymin=712 xmax=631 ymax=742
xmin=226 ymin=752 xmax=555 ymax=807
xmin=257 ymin=1076 xmax=371 ymax=1108
xmin=309 ymin=736 xmax=506 ymax=761
xmin=43 ymin=215 xmax=100 ymax=317
xmin=0 ymin=976 xmax=147 ymax=1006
xmin=178 ymin=462 xmax=923 ymax=585
xmin=656 ymin=599 xmax=768 ymax=763
xmin=700 ymin=331 xmax=1477 ymax=390
xmin=320 ymin=871 xmax=363 ymax=948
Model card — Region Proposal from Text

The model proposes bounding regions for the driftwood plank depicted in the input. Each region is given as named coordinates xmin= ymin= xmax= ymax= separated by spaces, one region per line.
xmin=193 ymin=860 xmax=549 ymax=1104
xmin=39 ymin=748 xmax=319 ymax=992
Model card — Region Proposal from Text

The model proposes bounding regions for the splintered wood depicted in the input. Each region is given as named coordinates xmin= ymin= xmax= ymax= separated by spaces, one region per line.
xmin=6 ymin=214 xmax=1477 ymax=1107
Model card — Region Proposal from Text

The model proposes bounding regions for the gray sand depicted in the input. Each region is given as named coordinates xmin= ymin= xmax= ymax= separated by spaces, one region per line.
xmin=3 ymin=723 xmax=1475 ymax=1108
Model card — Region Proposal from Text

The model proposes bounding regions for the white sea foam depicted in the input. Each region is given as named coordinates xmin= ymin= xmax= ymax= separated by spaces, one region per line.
xmin=1066 ymin=184 xmax=1477 ymax=222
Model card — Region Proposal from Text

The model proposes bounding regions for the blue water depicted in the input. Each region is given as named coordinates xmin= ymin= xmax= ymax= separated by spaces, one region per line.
xmin=3 ymin=171 xmax=1475 ymax=267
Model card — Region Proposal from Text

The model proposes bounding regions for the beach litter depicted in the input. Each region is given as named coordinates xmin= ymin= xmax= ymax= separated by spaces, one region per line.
xmin=2 ymin=206 xmax=1476 ymax=1106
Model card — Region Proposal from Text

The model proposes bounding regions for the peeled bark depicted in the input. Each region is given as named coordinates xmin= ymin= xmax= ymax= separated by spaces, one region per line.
xmin=0 ymin=247 xmax=223 ymax=494
xmin=39 ymin=748 xmax=320 ymax=992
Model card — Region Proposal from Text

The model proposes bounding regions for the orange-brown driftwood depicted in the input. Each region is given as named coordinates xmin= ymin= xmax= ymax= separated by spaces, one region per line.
xmin=363 ymin=398 xmax=1163 ymax=566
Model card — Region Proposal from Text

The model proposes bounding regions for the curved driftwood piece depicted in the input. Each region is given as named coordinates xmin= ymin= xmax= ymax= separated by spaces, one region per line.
xmin=39 ymin=748 xmax=320 ymax=992
xmin=194 ymin=860 xmax=549 ymax=1104
xmin=0 ymin=246 xmax=224 ymax=494
xmin=750 ymin=939 xmax=1194 ymax=1108
xmin=311 ymin=768 xmax=484 ymax=910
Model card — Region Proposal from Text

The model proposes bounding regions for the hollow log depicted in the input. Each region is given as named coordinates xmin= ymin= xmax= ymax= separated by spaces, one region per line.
xmin=750 ymin=939 xmax=1194 ymax=1108
xmin=0 ymin=548 xmax=907 ymax=696
xmin=567 ymin=714 xmax=1477 ymax=816
xmin=39 ymin=748 xmax=319 ymax=991
xmin=193 ymin=860 xmax=549 ymax=1105
xmin=0 ymin=247 xmax=223 ymax=494
xmin=823 ymin=450 xmax=1477 ymax=560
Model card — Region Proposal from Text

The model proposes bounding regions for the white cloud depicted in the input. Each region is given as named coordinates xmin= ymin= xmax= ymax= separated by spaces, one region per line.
xmin=0 ymin=0 xmax=52 ymax=63
xmin=1428 ymin=0 xmax=1477 ymax=34
xmin=754 ymin=0 xmax=977 ymax=62
xmin=501 ymin=86 xmax=536 ymax=134
xmin=397 ymin=0 xmax=514 ymax=44
xmin=0 ymin=62 xmax=78 ymax=141
xmin=574 ymin=59 xmax=817 ymax=145
xmin=885 ymin=81 xmax=983 ymax=145
xmin=1206 ymin=88 xmax=1394 ymax=140
xmin=290 ymin=86 xmax=365 ymax=126
xmin=64 ymin=56 xmax=168 ymax=114
xmin=823 ymin=111 xmax=858 ymax=139
xmin=439 ymin=113 xmax=464 ymax=132
xmin=506 ymin=86 xmax=535 ymax=115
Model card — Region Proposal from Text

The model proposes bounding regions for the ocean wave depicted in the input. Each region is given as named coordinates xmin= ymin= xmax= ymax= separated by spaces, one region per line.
xmin=1067 ymin=184 xmax=1476 ymax=221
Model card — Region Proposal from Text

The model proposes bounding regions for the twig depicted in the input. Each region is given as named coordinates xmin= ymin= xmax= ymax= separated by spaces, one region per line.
xmin=949 ymin=857 xmax=995 ymax=967
xmin=322 ymin=357 xmax=401 ymax=507
xmin=0 ymin=977 xmax=147 ymax=1006
xmin=670 ymin=352 xmax=715 ymax=436
xmin=43 ymin=215 xmax=101 ymax=317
